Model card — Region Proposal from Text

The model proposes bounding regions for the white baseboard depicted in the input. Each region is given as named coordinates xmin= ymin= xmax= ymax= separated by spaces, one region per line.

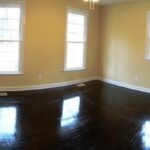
xmin=99 ymin=77 xmax=150 ymax=94
xmin=2 ymin=76 xmax=149 ymax=93
xmin=0 ymin=76 xmax=97 ymax=92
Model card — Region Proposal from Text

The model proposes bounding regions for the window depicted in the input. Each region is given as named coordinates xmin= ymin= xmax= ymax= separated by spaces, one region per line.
xmin=64 ymin=8 xmax=88 ymax=71
xmin=145 ymin=11 xmax=150 ymax=60
xmin=0 ymin=2 xmax=23 ymax=74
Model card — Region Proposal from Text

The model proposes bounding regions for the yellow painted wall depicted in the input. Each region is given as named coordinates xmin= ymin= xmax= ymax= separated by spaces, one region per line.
xmin=2 ymin=0 xmax=150 ymax=89
xmin=99 ymin=0 xmax=150 ymax=88
xmin=0 ymin=0 xmax=100 ymax=86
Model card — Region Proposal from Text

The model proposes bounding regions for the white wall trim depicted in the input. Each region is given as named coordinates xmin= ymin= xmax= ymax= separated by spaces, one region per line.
xmin=99 ymin=77 xmax=150 ymax=94
xmin=0 ymin=76 xmax=97 ymax=92
xmin=1 ymin=76 xmax=150 ymax=93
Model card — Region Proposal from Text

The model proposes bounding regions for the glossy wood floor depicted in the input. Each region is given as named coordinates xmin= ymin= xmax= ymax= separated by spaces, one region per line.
xmin=0 ymin=81 xmax=150 ymax=150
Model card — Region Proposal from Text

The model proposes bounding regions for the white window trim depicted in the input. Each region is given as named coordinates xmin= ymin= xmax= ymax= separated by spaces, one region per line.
xmin=145 ymin=11 xmax=150 ymax=60
xmin=0 ymin=0 xmax=24 ymax=75
xmin=64 ymin=7 xmax=89 ymax=72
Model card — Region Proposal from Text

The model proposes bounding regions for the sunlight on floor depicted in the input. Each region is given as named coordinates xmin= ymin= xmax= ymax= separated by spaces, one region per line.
xmin=61 ymin=96 xmax=80 ymax=127
xmin=142 ymin=121 xmax=150 ymax=149
xmin=0 ymin=107 xmax=17 ymax=142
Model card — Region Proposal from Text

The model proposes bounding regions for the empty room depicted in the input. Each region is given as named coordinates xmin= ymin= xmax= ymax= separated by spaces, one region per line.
xmin=0 ymin=0 xmax=150 ymax=149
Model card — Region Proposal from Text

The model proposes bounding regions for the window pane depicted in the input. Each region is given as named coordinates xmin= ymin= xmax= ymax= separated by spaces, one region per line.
xmin=0 ymin=8 xmax=20 ymax=19
xmin=0 ymin=19 xmax=20 ymax=30
xmin=7 ymin=8 xmax=20 ymax=19
xmin=67 ymin=33 xmax=83 ymax=42
xmin=0 ymin=42 xmax=19 ymax=72
xmin=0 ymin=29 xmax=19 ymax=40
xmin=67 ymin=13 xmax=85 ymax=42
xmin=0 ymin=8 xmax=6 ymax=19
xmin=0 ymin=7 xmax=20 ymax=40
xmin=0 ymin=6 xmax=21 ymax=73
xmin=68 ymin=13 xmax=84 ymax=25
xmin=68 ymin=23 xmax=84 ymax=33
xmin=66 ymin=42 xmax=84 ymax=68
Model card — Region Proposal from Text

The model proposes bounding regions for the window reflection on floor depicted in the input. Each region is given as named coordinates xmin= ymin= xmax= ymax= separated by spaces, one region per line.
xmin=141 ymin=121 xmax=150 ymax=149
xmin=0 ymin=107 xmax=17 ymax=142
xmin=61 ymin=96 xmax=80 ymax=127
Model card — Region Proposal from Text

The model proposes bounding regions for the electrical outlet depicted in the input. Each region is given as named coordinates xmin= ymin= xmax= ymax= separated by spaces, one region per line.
xmin=38 ymin=74 xmax=42 ymax=80
xmin=134 ymin=76 xmax=138 ymax=81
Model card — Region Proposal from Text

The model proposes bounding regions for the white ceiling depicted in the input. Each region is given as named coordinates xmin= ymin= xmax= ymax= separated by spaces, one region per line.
xmin=97 ymin=0 xmax=136 ymax=5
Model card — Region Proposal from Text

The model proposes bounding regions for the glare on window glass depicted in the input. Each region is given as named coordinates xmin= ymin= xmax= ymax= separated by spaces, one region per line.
xmin=0 ymin=42 xmax=19 ymax=71
xmin=0 ymin=8 xmax=20 ymax=40
xmin=66 ymin=43 xmax=84 ymax=68
xmin=0 ymin=8 xmax=20 ymax=19
xmin=67 ymin=13 xmax=85 ymax=42
xmin=0 ymin=7 xmax=21 ymax=72
xmin=68 ymin=13 xmax=84 ymax=25
xmin=65 ymin=10 xmax=86 ymax=70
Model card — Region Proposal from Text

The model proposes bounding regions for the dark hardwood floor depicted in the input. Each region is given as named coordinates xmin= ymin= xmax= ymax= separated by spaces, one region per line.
xmin=0 ymin=81 xmax=150 ymax=150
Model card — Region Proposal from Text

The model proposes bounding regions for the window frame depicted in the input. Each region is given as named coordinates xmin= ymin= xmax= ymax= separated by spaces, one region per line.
xmin=64 ymin=7 xmax=88 ymax=71
xmin=0 ymin=0 xmax=24 ymax=75
xmin=145 ymin=11 xmax=150 ymax=60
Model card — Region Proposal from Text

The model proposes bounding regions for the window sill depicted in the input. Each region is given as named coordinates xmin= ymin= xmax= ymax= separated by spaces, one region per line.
xmin=63 ymin=68 xmax=86 ymax=72
xmin=0 ymin=71 xmax=24 ymax=75
xmin=144 ymin=57 xmax=150 ymax=61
